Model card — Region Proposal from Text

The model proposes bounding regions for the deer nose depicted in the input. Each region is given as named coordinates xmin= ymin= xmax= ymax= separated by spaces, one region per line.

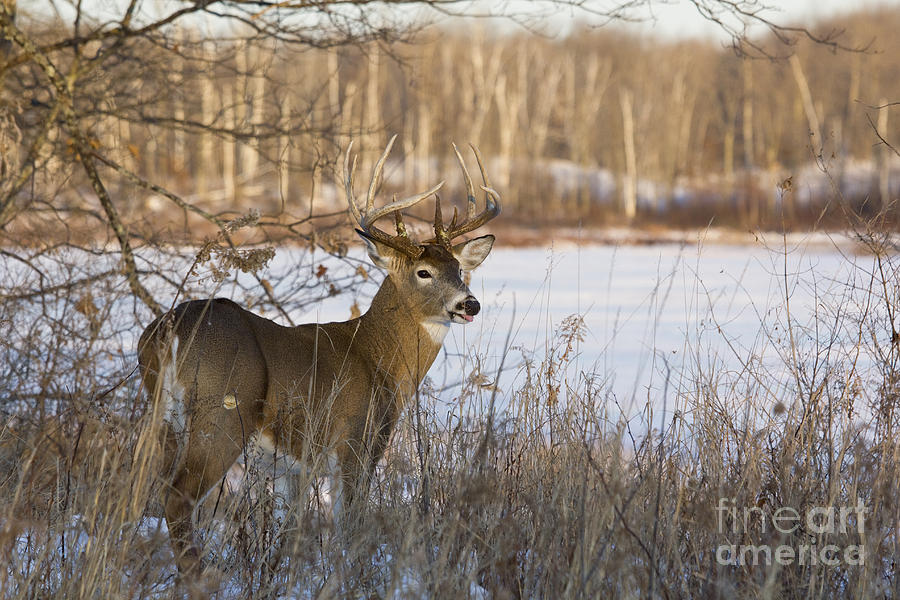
xmin=458 ymin=297 xmax=480 ymax=316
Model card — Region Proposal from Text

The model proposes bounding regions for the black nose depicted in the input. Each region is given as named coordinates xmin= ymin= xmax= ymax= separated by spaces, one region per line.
xmin=462 ymin=297 xmax=480 ymax=316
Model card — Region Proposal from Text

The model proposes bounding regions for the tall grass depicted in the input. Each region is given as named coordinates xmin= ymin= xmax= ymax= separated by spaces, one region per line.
xmin=1 ymin=230 xmax=899 ymax=599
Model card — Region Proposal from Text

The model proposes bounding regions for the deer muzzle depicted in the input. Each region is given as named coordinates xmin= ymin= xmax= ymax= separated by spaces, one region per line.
xmin=454 ymin=296 xmax=481 ymax=322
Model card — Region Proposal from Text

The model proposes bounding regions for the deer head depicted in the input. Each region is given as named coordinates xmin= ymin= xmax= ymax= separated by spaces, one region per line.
xmin=344 ymin=135 xmax=500 ymax=335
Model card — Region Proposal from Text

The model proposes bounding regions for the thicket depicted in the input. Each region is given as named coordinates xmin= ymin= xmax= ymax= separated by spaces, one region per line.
xmin=2 ymin=4 xmax=898 ymax=247
xmin=2 ymin=219 xmax=900 ymax=598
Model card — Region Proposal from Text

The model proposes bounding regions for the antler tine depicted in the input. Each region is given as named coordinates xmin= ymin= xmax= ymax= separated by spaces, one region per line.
xmin=344 ymin=140 xmax=363 ymax=227
xmin=393 ymin=207 xmax=407 ymax=237
xmin=344 ymin=136 xmax=445 ymax=258
xmin=433 ymin=195 xmax=449 ymax=247
xmin=359 ymin=134 xmax=444 ymax=228
xmin=480 ymin=185 xmax=501 ymax=212
xmin=452 ymin=142 xmax=477 ymax=222
xmin=470 ymin=144 xmax=498 ymax=218
xmin=445 ymin=144 xmax=500 ymax=237
xmin=360 ymin=180 xmax=444 ymax=229
xmin=426 ymin=143 xmax=501 ymax=246
xmin=366 ymin=134 xmax=397 ymax=214
xmin=470 ymin=143 xmax=492 ymax=191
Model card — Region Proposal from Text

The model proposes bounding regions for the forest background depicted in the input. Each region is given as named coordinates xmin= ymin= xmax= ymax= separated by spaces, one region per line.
xmin=2 ymin=0 xmax=898 ymax=262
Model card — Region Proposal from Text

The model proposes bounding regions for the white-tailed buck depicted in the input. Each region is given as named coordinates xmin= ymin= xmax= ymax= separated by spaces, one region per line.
xmin=137 ymin=136 xmax=499 ymax=573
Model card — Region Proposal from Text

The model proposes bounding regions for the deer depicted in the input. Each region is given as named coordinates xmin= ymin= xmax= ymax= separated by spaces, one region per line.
xmin=137 ymin=136 xmax=500 ymax=574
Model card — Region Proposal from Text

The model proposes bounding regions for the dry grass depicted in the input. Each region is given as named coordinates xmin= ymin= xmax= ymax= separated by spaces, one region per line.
xmin=1 ymin=231 xmax=900 ymax=599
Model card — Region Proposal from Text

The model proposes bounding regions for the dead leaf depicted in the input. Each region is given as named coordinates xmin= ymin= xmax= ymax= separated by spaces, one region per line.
xmin=75 ymin=293 xmax=98 ymax=319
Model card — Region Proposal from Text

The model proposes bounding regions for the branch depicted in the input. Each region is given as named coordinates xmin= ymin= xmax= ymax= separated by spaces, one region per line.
xmin=687 ymin=0 xmax=871 ymax=58
xmin=0 ymin=12 xmax=163 ymax=316
xmin=0 ymin=96 xmax=63 ymax=227
xmin=91 ymin=152 xmax=306 ymax=324
xmin=866 ymin=112 xmax=899 ymax=159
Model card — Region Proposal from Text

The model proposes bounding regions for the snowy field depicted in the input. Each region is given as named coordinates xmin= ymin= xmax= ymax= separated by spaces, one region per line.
xmin=1 ymin=232 xmax=884 ymax=428
xmin=2 ymin=233 xmax=892 ymax=597
xmin=237 ymin=232 xmax=880 ymax=429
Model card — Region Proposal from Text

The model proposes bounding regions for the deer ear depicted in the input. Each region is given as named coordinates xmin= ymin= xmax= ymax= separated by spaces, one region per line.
xmin=357 ymin=230 xmax=396 ymax=270
xmin=452 ymin=234 xmax=494 ymax=271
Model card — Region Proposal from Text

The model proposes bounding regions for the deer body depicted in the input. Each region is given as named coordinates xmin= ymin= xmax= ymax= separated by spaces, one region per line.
xmin=137 ymin=138 xmax=499 ymax=574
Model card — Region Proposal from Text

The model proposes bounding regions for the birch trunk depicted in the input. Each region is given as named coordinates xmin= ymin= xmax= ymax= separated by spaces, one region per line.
xmin=279 ymin=92 xmax=292 ymax=210
xmin=619 ymin=88 xmax=637 ymax=221
xmin=362 ymin=45 xmax=381 ymax=177
xmin=789 ymin=54 xmax=822 ymax=148
xmin=742 ymin=60 xmax=755 ymax=168
xmin=198 ymin=44 xmax=214 ymax=198
xmin=878 ymin=99 xmax=891 ymax=211
xmin=223 ymin=82 xmax=236 ymax=203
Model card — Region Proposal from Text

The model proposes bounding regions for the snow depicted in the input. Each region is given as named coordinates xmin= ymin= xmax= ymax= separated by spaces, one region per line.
xmin=221 ymin=233 xmax=884 ymax=435
xmin=466 ymin=238 xmax=883 ymax=424
xmin=1 ymin=234 xmax=885 ymax=428
xmin=2 ymin=233 xmax=892 ymax=595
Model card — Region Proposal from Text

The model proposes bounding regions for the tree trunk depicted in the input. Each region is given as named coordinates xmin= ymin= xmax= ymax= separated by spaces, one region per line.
xmin=619 ymin=88 xmax=637 ymax=222
xmin=878 ymin=99 xmax=891 ymax=212
xmin=249 ymin=46 xmax=265 ymax=179
xmin=363 ymin=45 xmax=381 ymax=177
xmin=223 ymin=82 xmax=236 ymax=203
xmin=468 ymin=32 xmax=502 ymax=146
xmin=198 ymin=43 xmax=215 ymax=198
xmin=531 ymin=59 xmax=561 ymax=160
xmin=328 ymin=46 xmax=340 ymax=111
xmin=235 ymin=42 xmax=264 ymax=188
xmin=279 ymin=92 xmax=292 ymax=211
xmin=789 ymin=54 xmax=822 ymax=150
xmin=494 ymin=72 xmax=522 ymax=198
xmin=742 ymin=60 xmax=755 ymax=168
xmin=416 ymin=94 xmax=432 ymax=189
xmin=724 ymin=126 xmax=735 ymax=186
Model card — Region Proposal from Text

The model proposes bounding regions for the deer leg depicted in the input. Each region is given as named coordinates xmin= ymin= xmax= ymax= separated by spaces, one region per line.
xmin=165 ymin=439 xmax=243 ymax=574
xmin=165 ymin=477 xmax=203 ymax=575
xmin=333 ymin=430 xmax=389 ymax=533
xmin=334 ymin=442 xmax=370 ymax=532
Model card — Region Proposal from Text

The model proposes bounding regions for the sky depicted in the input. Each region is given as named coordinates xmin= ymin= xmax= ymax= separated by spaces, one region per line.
xmin=608 ymin=0 xmax=900 ymax=40
xmin=24 ymin=0 xmax=900 ymax=42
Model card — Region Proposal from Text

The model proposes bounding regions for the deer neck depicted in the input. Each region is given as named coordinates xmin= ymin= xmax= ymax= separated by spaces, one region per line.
xmin=358 ymin=275 xmax=445 ymax=394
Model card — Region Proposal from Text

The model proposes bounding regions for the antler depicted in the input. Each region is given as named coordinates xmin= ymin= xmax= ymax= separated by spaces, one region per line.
xmin=429 ymin=143 xmax=501 ymax=248
xmin=345 ymin=135 xmax=444 ymax=259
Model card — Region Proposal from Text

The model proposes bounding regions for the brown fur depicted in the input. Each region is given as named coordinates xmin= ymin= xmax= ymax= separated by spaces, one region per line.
xmin=137 ymin=238 xmax=493 ymax=573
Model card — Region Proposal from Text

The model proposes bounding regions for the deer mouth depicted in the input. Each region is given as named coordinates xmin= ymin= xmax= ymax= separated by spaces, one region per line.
xmin=449 ymin=311 xmax=475 ymax=324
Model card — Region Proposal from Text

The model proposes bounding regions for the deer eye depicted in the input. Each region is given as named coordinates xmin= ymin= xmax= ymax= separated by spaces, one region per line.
xmin=416 ymin=269 xmax=432 ymax=279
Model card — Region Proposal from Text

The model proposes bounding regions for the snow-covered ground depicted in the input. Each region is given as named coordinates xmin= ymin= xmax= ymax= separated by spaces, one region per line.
xmin=3 ymin=233 xmax=892 ymax=596
xmin=244 ymin=232 xmax=883 ymax=430
xmin=2 ymin=232 xmax=886 ymax=427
